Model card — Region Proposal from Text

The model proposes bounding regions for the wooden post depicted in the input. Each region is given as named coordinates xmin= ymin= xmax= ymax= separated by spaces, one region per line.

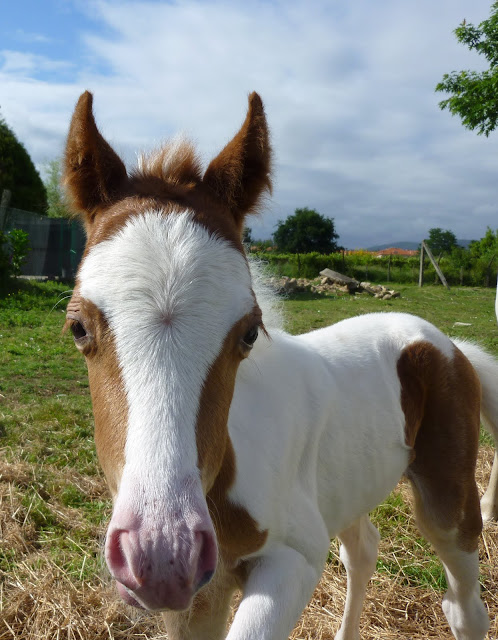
xmin=421 ymin=241 xmax=450 ymax=290
xmin=418 ymin=243 xmax=424 ymax=287
xmin=0 ymin=189 xmax=12 ymax=230
xmin=387 ymin=255 xmax=391 ymax=282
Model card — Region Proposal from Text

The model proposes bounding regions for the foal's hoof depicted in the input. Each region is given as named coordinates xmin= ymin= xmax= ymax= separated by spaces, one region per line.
xmin=480 ymin=499 xmax=498 ymax=524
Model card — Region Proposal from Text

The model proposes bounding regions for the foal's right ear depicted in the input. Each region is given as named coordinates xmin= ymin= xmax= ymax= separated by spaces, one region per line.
xmin=63 ymin=91 xmax=128 ymax=222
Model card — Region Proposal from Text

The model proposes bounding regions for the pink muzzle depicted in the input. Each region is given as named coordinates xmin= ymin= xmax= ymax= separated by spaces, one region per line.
xmin=105 ymin=503 xmax=218 ymax=611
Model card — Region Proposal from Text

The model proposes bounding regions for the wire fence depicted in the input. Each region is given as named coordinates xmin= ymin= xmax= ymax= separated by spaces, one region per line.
xmin=2 ymin=207 xmax=85 ymax=279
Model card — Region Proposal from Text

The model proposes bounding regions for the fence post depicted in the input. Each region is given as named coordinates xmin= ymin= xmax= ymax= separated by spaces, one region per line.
xmin=421 ymin=241 xmax=450 ymax=290
xmin=0 ymin=189 xmax=12 ymax=230
xmin=418 ymin=243 xmax=424 ymax=287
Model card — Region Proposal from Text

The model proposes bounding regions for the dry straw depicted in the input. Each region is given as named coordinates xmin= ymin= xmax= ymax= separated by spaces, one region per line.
xmin=1 ymin=450 xmax=497 ymax=640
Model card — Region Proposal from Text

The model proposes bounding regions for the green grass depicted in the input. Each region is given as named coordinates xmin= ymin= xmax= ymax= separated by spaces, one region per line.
xmin=370 ymin=490 xmax=448 ymax=590
xmin=0 ymin=278 xmax=104 ymax=585
xmin=1 ymin=278 xmax=497 ymax=598
xmin=0 ymin=279 xmax=93 ymax=467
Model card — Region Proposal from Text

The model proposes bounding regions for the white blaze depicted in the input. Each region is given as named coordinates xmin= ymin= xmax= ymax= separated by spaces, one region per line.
xmin=79 ymin=210 xmax=253 ymax=513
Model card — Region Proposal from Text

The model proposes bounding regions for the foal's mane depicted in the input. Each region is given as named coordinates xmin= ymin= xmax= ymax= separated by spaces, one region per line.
xmin=249 ymin=258 xmax=284 ymax=333
xmin=132 ymin=137 xmax=203 ymax=188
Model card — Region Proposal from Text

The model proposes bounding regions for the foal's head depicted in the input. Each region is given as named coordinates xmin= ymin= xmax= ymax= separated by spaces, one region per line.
xmin=64 ymin=92 xmax=271 ymax=611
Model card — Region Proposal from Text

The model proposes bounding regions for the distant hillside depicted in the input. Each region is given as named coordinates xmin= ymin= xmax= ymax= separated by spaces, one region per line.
xmin=365 ymin=239 xmax=474 ymax=252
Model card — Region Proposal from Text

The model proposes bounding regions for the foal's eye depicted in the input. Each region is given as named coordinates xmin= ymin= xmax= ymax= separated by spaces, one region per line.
xmin=242 ymin=326 xmax=259 ymax=348
xmin=71 ymin=321 xmax=87 ymax=341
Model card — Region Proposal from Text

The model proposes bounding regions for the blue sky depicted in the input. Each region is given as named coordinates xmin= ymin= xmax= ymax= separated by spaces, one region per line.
xmin=1 ymin=0 xmax=496 ymax=248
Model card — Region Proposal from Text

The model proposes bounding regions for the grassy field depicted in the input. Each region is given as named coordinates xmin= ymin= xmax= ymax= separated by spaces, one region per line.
xmin=0 ymin=279 xmax=497 ymax=639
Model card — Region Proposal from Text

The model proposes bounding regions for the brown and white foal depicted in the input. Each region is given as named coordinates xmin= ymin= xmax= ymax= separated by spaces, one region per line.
xmin=64 ymin=92 xmax=498 ymax=640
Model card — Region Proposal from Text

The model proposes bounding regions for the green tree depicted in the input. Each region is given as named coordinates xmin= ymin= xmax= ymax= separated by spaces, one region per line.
xmin=44 ymin=158 xmax=72 ymax=218
xmin=468 ymin=227 xmax=498 ymax=286
xmin=242 ymin=226 xmax=253 ymax=245
xmin=0 ymin=112 xmax=47 ymax=213
xmin=426 ymin=228 xmax=459 ymax=256
xmin=435 ymin=2 xmax=498 ymax=136
xmin=273 ymin=207 xmax=339 ymax=254
xmin=469 ymin=227 xmax=498 ymax=257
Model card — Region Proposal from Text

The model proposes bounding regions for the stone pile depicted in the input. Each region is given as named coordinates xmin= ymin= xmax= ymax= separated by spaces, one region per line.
xmin=357 ymin=282 xmax=401 ymax=300
xmin=267 ymin=268 xmax=401 ymax=300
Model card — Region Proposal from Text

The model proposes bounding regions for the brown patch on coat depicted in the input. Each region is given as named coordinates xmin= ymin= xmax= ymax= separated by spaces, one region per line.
xmin=195 ymin=311 xmax=268 ymax=567
xmin=196 ymin=309 xmax=261 ymax=491
xmin=397 ymin=341 xmax=482 ymax=552
xmin=207 ymin=436 xmax=268 ymax=568
xmin=65 ymin=293 xmax=127 ymax=497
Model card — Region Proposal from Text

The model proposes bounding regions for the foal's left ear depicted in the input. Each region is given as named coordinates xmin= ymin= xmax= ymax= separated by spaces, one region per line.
xmin=203 ymin=92 xmax=272 ymax=232
xmin=63 ymin=91 xmax=129 ymax=222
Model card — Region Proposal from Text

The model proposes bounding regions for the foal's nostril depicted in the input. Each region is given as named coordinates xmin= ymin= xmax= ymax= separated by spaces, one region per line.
xmin=193 ymin=528 xmax=218 ymax=591
xmin=106 ymin=528 xmax=141 ymax=591
xmin=197 ymin=569 xmax=215 ymax=591
xmin=105 ymin=514 xmax=218 ymax=610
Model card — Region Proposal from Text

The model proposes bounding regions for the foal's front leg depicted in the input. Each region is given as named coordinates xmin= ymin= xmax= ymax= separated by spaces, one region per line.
xmin=225 ymin=543 xmax=326 ymax=640
xmin=162 ymin=563 xmax=238 ymax=640
xmin=163 ymin=543 xmax=324 ymax=640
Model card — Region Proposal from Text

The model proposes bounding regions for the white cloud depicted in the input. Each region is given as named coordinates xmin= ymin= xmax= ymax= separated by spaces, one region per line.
xmin=1 ymin=51 xmax=73 ymax=74
xmin=1 ymin=0 xmax=496 ymax=247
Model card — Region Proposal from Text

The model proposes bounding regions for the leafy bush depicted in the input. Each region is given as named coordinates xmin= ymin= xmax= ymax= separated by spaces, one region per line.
xmin=8 ymin=229 xmax=30 ymax=275
xmin=255 ymin=252 xmax=342 ymax=278
xmin=255 ymin=251 xmax=419 ymax=282
xmin=0 ymin=228 xmax=30 ymax=280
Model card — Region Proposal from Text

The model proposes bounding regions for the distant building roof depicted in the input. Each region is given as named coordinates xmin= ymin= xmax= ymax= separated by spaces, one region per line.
xmin=375 ymin=247 xmax=418 ymax=256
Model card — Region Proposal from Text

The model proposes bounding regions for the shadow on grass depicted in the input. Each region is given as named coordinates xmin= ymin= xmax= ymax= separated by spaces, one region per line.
xmin=0 ymin=277 xmax=74 ymax=308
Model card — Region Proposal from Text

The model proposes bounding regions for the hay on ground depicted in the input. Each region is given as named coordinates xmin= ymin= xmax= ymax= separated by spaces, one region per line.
xmin=1 ymin=450 xmax=497 ymax=639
